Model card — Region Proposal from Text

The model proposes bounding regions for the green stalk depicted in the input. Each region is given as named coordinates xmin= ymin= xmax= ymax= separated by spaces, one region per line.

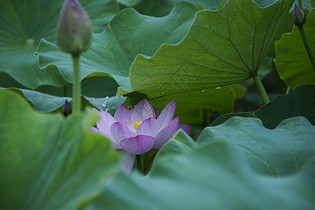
xmin=285 ymin=87 xmax=291 ymax=95
xmin=72 ymin=54 xmax=81 ymax=113
xmin=136 ymin=155 xmax=142 ymax=173
xmin=253 ymin=75 xmax=270 ymax=104
xmin=298 ymin=25 xmax=315 ymax=71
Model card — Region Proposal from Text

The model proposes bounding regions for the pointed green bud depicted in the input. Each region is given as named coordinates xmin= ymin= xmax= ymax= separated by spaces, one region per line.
xmin=57 ymin=0 xmax=92 ymax=55
xmin=62 ymin=99 xmax=72 ymax=117
xmin=293 ymin=4 xmax=306 ymax=26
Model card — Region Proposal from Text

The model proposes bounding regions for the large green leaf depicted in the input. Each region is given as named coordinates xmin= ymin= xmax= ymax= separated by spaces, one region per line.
xmin=198 ymin=117 xmax=315 ymax=176
xmin=117 ymin=0 xmax=140 ymax=7
xmin=134 ymin=0 xmax=226 ymax=17
xmin=81 ymin=76 xmax=119 ymax=98
xmin=134 ymin=0 xmax=289 ymax=17
xmin=168 ymin=0 xmax=227 ymax=9
xmin=0 ymin=74 xmax=123 ymax=113
xmin=275 ymin=9 xmax=315 ymax=88
xmin=0 ymin=90 xmax=120 ymax=210
xmin=84 ymin=118 xmax=315 ymax=209
xmin=129 ymin=0 xmax=294 ymax=99
xmin=168 ymin=85 xmax=246 ymax=124
xmin=1 ymin=87 xmax=125 ymax=113
xmin=155 ymin=129 xmax=198 ymax=158
xmin=124 ymin=84 xmax=246 ymax=124
xmin=37 ymin=2 xmax=199 ymax=91
xmin=211 ymin=84 xmax=315 ymax=128
xmin=0 ymin=0 xmax=119 ymax=89
xmin=0 ymin=72 xmax=27 ymax=89
xmin=29 ymin=76 xmax=119 ymax=99
xmin=85 ymin=95 xmax=126 ymax=115
xmin=253 ymin=84 xmax=315 ymax=128
xmin=6 ymin=88 xmax=70 ymax=112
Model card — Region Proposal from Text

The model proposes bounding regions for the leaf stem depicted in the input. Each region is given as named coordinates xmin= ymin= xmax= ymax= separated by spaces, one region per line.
xmin=136 ymin=155 xmax=142 ymax=173
xmin=285 ymin=87 xmax=291 ymax=94
xmin=253 ymin=75 xmax=270 ymax=104
xmin=298 ymin=25 xmax=315 ymax=71
xmin=72 ymin=54 xmax=81 ymax=113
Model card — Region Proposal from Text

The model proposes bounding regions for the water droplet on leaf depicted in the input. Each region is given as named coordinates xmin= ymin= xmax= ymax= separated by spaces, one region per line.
xmin=26 ymin=38 xmax=34 ymax=47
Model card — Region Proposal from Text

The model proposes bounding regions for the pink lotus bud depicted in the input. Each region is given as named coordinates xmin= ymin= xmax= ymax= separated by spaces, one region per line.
xmin=292 ymin=4 xmax=306 ymax=26
xmin=57 ymin=0 xmax=92 ymax=55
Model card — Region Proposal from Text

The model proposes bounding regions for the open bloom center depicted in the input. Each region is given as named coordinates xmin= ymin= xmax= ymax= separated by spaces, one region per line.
xmin=91 ymin=99 xmax=191 ymax=173
xmin=131 ymin=121 xmax=142 ymax=130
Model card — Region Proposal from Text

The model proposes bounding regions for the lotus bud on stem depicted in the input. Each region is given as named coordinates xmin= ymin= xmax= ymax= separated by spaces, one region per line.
xmin=57 ymin=0 xmax=92 ymax=55
xmin=293 ymin=3 xmax=305 ymax=26
xmin=292 ymin=4 xmax=315 ymax=71
xmin=57 ymin=0 xmax=92 ymax=113
xmin=62 ymin=99 xmax=72 ymax=117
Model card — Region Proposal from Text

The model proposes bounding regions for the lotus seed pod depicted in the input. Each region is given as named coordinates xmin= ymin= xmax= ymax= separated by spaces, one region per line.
xmin=57 ymin=0 xmax=92 ymax=55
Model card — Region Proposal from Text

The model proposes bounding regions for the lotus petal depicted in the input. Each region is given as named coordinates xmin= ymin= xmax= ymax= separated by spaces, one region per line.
xmin=154 ymin=116 xmax=179 ymax=149
xmin=120 ymin=135 xmax=155 ymax=155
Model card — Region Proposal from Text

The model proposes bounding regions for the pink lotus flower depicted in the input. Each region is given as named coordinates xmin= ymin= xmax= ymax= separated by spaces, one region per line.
xmin=91 ymin=99 xmax=191 ymax=172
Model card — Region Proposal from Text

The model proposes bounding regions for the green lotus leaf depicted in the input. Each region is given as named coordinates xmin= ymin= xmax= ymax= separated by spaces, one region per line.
xmin=30 ymin=76 xmax=119 ymax=100
xmin=123 ymin=84 xmax=245 ymax=124
xmin=167 ymin=85 xmax=246 ymax=124
xmin=275 ymin=9 xmax=315 ymax=88
xmin=36 ymin=2 xmax=199 ymax=91
xmin=84 ymin=95 xmax=126 ymax=115
xmin=80 ymin=76 xmax=120 ymax=98
xmin=155 ymin=129 xmax=198 ymax=159
xmin=198 ymin=117 xmax=315 ymax=176
xmin=0 ymin=0 xmax=119 ymax=89
xmin=134 ymin=0 xmax=226 ymax=17
xmin=0 ymin=72 xmax=27 ymax=89
xmin=4 ymin=88 xmax=71 ymax=112
xmin=117 ymin=0 xmax=140 ymax=7
xmin=0 ymin=87 xmax=125 ymax=113
xmin=0 ymin=90 xmax=120 ymax=210
xmin=253 ymin=84 xmax=315 ymax=128
xmin=169 ymin=0 xmax=227 ymax=9
xmin=129 ymin=0 xmax=294 ymax=100
xmin=0 ymin=75 xmax=124 ymax=113
xmin=83 ymin=117 xmax=315 ymax=209
xmin=211 ymin=112 xmax=252 ymax=126
xmin=211 ymin=84 xmax=315 ymax=128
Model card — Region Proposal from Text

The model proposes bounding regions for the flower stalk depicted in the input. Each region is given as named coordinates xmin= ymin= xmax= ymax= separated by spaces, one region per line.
xmin=292 ymin=4 xmax=315 ymax=71
xmin=57 ymin=0 xmax=92 ymax=113
xmin=72 ymin=54 xmax=81 ymax=113
xmin=298 ymin=25 xmax=315 ymax=71
xmin=285 ymin=87 xmax=291 ymax=95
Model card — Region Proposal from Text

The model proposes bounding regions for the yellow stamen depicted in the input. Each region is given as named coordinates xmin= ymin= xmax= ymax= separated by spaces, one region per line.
xmin=131 ymin=121 xmax=142 ymax=130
